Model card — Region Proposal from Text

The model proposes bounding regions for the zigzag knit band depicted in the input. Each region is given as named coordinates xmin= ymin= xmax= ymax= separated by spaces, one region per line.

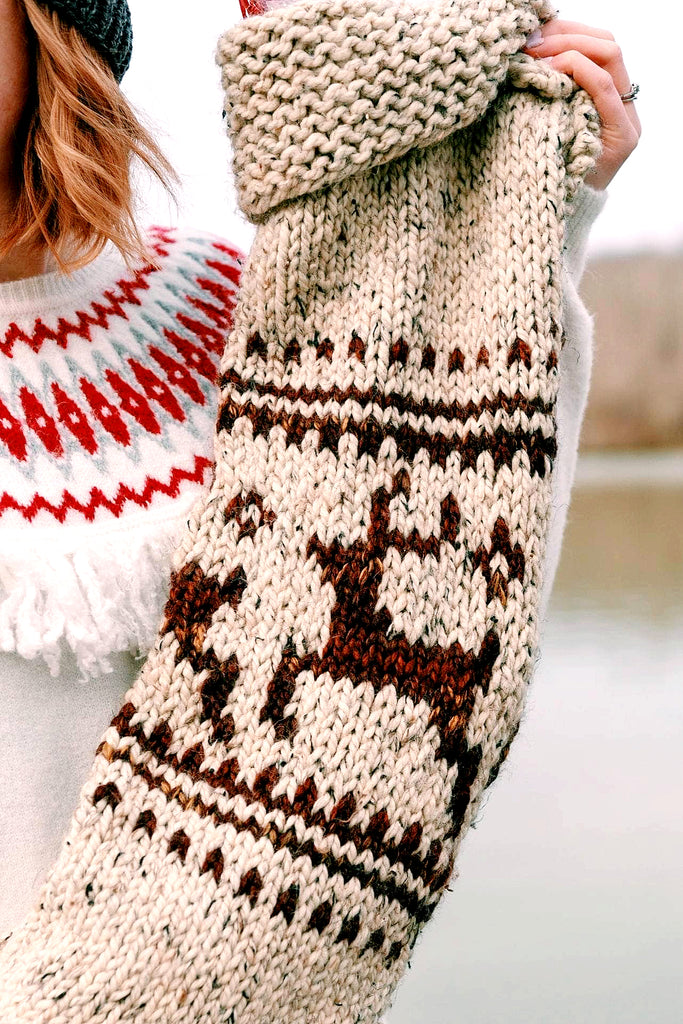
xmin=37 ymin=0 xmax=133 ymax=82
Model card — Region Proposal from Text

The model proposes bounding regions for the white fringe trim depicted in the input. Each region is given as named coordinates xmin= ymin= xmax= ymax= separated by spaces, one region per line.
xmin=0 ymin=491 xmax=204 ymax=679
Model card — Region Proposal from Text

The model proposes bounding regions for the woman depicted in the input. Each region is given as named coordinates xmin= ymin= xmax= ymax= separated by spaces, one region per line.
xmin=0 ymin=0 xmax=241 ymax=937
xmin=1 ymin=0 xmax=640 ymax=1018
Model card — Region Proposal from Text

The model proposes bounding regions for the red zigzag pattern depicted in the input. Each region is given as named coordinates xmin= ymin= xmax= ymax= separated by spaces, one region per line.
xmin=0 ymin=456 xmax=214 ymax=524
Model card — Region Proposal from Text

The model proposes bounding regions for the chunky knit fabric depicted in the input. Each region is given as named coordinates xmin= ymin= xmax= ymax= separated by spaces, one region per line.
xmin=0 ymin=0 xmax=601 ymax=1020
xmin=0 ymin=228 xmax=241 ymax=675
xmin=37 ymin=0 xmax=133 ymax=81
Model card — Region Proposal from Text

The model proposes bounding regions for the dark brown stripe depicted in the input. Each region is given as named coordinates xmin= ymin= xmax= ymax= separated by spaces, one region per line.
xmin=363 ymin=927 xmax=386 ymax=954
xmin=133 ymin=809 xmax=157 ymax=838
xmin=218 ymin=367 xmax=552 ymax=423
xmin=93 ymin=782 xmax=121 ymax=811
xmin=238 ymin=867 xmax=263 ymax=906
xmin=218 ymin=398 xmax=556 ymax=476
xmin=168 ymin=829 xmax=191 ymax=863
xmin=97 ymin=738 xmax=449 ymax=925
xmin=307 ymin=900 xmax=334 ymax=932
xmin=110 ymin=703 xmax=451 ymax=888
xmin=201 ymin=847 xmax=225 ymax=884
xmin=337 ymin=912 xmax=361 ymax=945
xmin=272 ymin=884 xmax=299 ymax=925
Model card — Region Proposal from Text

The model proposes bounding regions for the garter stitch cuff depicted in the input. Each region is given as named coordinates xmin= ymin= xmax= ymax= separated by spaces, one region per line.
xmin=0 ymin=0 xmax=601 ymax=1020
xmin=37 ymin=0 xmax=133 ymax=81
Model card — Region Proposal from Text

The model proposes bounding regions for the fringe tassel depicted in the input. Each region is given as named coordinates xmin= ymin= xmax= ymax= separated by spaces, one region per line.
xmin=0 ymin=492 xmax=203 ymax=679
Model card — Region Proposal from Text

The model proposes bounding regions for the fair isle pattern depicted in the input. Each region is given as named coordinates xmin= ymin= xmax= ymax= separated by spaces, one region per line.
xmin=0 ymin=228 xmax=242 ymax=675
xmin=0 ymin=227 xmax=241 ymax=527
xmin=0 ymin=0 xmax=601 ymax=1020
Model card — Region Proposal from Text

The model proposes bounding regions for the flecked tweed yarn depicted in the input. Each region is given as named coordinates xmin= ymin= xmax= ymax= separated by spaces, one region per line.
xmin=0 ymin=0 xmax=601 ymax=1020
xmin=37 ymin=0 xmax=133 ymax=81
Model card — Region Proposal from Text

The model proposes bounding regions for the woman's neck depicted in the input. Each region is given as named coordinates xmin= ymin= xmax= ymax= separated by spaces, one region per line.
xmin=0 ymin=239 xmax=51 ymax=283
xmin=0 ymin=181 xmax=51 ymax=284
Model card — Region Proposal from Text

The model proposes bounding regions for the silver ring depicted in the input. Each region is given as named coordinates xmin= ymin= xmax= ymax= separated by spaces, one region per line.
xmin=619 ymin=83 xmax=640 ymax=103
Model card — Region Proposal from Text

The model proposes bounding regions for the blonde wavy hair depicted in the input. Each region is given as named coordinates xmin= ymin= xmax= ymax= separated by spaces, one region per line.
xmin=1 ymin=0 xmax=177 ymax=273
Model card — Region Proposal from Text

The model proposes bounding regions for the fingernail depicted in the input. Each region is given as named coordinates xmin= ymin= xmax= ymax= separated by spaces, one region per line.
xmin=525 ymin=29 xmax=543 ymax=47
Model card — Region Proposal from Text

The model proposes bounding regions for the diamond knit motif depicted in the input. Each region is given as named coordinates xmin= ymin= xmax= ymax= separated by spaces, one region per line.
xmin=0 ymin=0 xmax=601 ymax=1020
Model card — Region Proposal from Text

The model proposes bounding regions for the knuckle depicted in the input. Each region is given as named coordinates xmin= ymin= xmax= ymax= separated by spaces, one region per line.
xmin=622 ymin=126 xmax=640 ymax=152
xmin=608 ymin=42 xmax=624 ymax=64
xmin=558 ymin=48 xmax=579 ymax=64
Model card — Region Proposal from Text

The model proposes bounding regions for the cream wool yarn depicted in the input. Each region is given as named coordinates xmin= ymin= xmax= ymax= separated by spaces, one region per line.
xmin=0 ymin=0 xmax=601 ymax=1020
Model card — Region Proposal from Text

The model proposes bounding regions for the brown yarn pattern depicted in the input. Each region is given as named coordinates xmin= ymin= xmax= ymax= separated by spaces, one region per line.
xmin=0 ymin=0 xmax=600 ymax=1021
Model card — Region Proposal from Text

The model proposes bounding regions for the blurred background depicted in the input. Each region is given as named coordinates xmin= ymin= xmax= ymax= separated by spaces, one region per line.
xmin=127 ymin=1 xmax=682 ymax=1020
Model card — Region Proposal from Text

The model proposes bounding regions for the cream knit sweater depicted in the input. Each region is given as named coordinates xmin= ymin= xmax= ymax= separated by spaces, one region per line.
xmin=1 ymin=0 xmax=606 ymax=1019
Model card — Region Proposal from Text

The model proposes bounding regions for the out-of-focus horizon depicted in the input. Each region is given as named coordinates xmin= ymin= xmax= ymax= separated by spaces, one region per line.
xmin=126 ymin=0 xmax=677 ymax=259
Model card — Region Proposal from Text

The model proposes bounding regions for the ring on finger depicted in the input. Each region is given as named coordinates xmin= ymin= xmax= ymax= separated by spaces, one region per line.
xmin=619 ymin=83 xmax=640 ymax=103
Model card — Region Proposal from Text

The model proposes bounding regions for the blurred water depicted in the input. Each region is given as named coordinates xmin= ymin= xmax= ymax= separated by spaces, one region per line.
xmin=388 ymin=456 xmax=683 ymax=1024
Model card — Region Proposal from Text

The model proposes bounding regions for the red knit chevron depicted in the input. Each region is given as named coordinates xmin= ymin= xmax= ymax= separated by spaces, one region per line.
xmin=0 ymin=228 xmax=234 ymax=360
xmin=0 ymin=398 xmax=27 ymax=461
xmin=51 ymin=383 xmax=98 ymax=454
xmin=1 ymin=267 xmax=155 ymax=359
xmin=0 ymin=455 xmax=213 ymax=524
xmin=0 ymin=228 xmax=242 ymax=525
xmin=20 ymin=388 xmax=64 ymax=457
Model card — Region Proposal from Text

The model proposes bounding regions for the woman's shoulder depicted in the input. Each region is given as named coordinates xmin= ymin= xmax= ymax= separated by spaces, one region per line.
xmin=0 ymin=226 xmax=247 ymax=679
xmin=0 ymin=226 xmax=244 ymax=333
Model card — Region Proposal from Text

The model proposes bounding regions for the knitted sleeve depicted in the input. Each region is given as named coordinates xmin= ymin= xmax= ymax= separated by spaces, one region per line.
xmin=0 ymin=1 xmax=603 ymax=1021
xmin=380 ymin=184 xmax=606 ymax=1024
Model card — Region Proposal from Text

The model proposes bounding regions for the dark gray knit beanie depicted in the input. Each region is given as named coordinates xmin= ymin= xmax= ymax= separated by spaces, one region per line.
xmin=38 ymin=0 xmax=133 ymax=82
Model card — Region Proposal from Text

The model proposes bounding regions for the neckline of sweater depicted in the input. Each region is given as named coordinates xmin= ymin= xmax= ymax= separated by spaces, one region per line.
xmin=0 ymin=242 xmax=128 ymax=319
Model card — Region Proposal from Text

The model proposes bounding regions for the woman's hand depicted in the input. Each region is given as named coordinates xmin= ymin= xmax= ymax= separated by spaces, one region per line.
xmin=523 ymin=20 xmax=641 ymax=191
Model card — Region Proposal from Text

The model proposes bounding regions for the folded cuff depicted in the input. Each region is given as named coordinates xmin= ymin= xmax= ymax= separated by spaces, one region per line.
xmin=218 ymin=0 xmax=561 ymax=220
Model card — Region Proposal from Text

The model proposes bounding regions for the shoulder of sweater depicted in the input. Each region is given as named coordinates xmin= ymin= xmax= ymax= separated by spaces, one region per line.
xmin=151 ymin=225 xmax=245 ymax=265
xmin=142 ymin=225 xmax=245 ymax=291
xmin=136 ymin=226 xmax=245 ymax=323
xmin=0 ymin=227 xmax=244 ymax=327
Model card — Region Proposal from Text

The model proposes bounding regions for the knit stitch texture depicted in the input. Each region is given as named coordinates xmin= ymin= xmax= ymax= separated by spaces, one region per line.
xmin=37 ymin=0 xmax=133 ymax=81
xmin=0 ymin=0 xmax=601 ymax=1020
